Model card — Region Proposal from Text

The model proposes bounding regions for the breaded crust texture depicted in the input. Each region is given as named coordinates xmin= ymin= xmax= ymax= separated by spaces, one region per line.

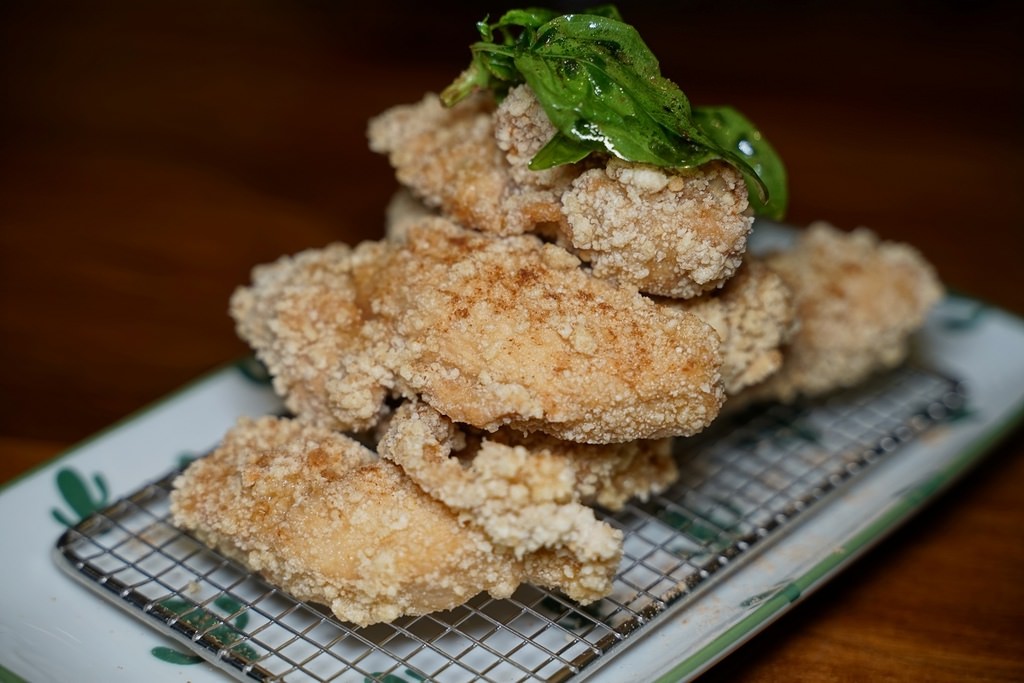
xmin=737 ymin=222 xmax=943 ymax=404
xmin=174 ymin=57 xmax=946 ymax=630
xmin=231 ymin=217 xmax=725 ymax=443
xmin=171 ymin=416 xmax=621 ymax=626
xmin=369 ymin=86 xmax=753 ymax=298
xmin=677 ymin=259 xmax=797 ymax=395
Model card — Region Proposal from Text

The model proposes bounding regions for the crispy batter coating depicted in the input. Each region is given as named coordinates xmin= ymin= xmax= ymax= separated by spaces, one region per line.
xmin=474 ymin=426 xmax=677 ymax=512
xmin=492 ymin=85 xmax=590 ymax=236
xmin=369 ymin=86 xmax=753 ymax=298
xmin=561 ymin=159 xmax=752 ymax=298
xmin=378 ymin=402 xmax=669 ymax=569
xmin=379 ymin=402 xmax=620 ymax=569
xmin=230 ymin=241 xmax=392 ymax=433
xmin=676 ymin=259 xmax=797 ymax=395
xmin=232 ymin=217 xmax=725 ymax=443
xmin=170 ymin=416 xmax=619 ymax=626
xmin=493 ymin=84 xmax=579 ymax=192
xmin=384 ymin=193 xmax=790 ymax=397
xmin=368 ymin=92 xmax=511 ymax=235
xmin=737 ymin=222 xmax=943 ymax=403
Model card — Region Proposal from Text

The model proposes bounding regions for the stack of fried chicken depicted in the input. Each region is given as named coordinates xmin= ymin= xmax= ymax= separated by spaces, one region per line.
xmin=170 ymin=82 xmax=942 ymax=627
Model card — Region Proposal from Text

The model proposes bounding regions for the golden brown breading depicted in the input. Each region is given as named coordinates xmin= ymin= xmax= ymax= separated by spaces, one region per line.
xmin=560 ymin=158 xmax=752 ymax=298
xmin=377 ymin=402 xmax=669 ymax=570
xmin=492 ymin=84 xmax=580 ymax=192
xmin=736 ymin=222 xmax=943 ymax=404
xmin=367 ymin=92 xmax=511 ymax=235
xmin=369 ymin=86 xmax=753 ymax=298
xmin=230 ymin=241 xmax=392 ymax=433
xmin=675 ymin=259 xmax=797 ymax=395
xmin=475 ymin=425 xmax=678 ymax=512
xmin=170 ymin=416 xmax=619 ymax=626
xmin=378 ymin=402 xmax=620 ymax=567
xmin=491 ymin=84 xmax=590 ymax=236
xmin=232 ymin=217 xmax=725 ymax=443
xmin=375 ymin=406 xmax=678 ymax=514
xmin=384 ymin=195 xmax=790 ymax=398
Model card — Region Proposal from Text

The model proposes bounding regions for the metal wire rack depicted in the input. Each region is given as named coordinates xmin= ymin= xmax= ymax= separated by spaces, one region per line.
xmin=54 ymin=365 xmax=964 ymax=683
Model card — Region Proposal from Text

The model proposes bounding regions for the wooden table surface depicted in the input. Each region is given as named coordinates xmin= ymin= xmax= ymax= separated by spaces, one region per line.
xmin=2 ymin=2 xmax=1022 ymax=680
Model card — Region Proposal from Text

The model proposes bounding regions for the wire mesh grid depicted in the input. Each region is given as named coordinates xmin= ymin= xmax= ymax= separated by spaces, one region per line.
xmin=54 ymin=365 xmax=964 ymax=683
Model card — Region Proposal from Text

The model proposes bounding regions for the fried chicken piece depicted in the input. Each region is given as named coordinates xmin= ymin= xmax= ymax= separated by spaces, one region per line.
xmin=492 ymin=83 xmax=578 ymax=193
xmin=476 ymin=425 xmax=677 ymax=512
xmin=384 ymin=192 xmax=789 ymax=397
xmin=367 ymin=92 xmax=512 ymax=235
xmin=368 ymin=221 xmax=725 ymax=442
xmin=736 ymin=222 xmax=943 ymax=404
xmin=170 ymin=416 xmax=618 ymax=626
xmin=230 ymin=241 xmax=391 ymax=433
xmin=492 ymin=85 xmax=595 ymax=237
xmin=232 ymin=217 xmax=724 ymax=443
xmin=369 ymin=86 xmax=753 ymax=298
xmin=675 ymin=259 xmax=797 ymax=395
xmin=561 ymin=158 xmax=752 ymax=298
xmin=378 ymin=402 xmax=669 ymax=570
xmin=379 ymin=401 xmax=620 ymax=566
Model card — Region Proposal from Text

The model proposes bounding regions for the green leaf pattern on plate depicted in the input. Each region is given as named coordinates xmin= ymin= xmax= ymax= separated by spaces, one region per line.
xmin=235 ymin=356 xmax=272 ymax=384
xmin=176 ymin=450 xmax=200 ymax=470
xmin=150 ymin=595 xmax=255 ymax=666
xmin=937 ymin=293 xmax=988 ymax=331
xmin=49 ymin=459 xmax=255 ymax=667
xmin=51 ymin=468 xmax=109 ymax=527
xmin=662 ymin=496 xmax=747 ymax=559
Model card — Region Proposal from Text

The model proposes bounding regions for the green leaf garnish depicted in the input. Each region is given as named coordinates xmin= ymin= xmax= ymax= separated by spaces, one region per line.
xmin=441 ymin=6 xmax=787 ymax=219
xmin=692 ymin=106 xmax=789 ymax=219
